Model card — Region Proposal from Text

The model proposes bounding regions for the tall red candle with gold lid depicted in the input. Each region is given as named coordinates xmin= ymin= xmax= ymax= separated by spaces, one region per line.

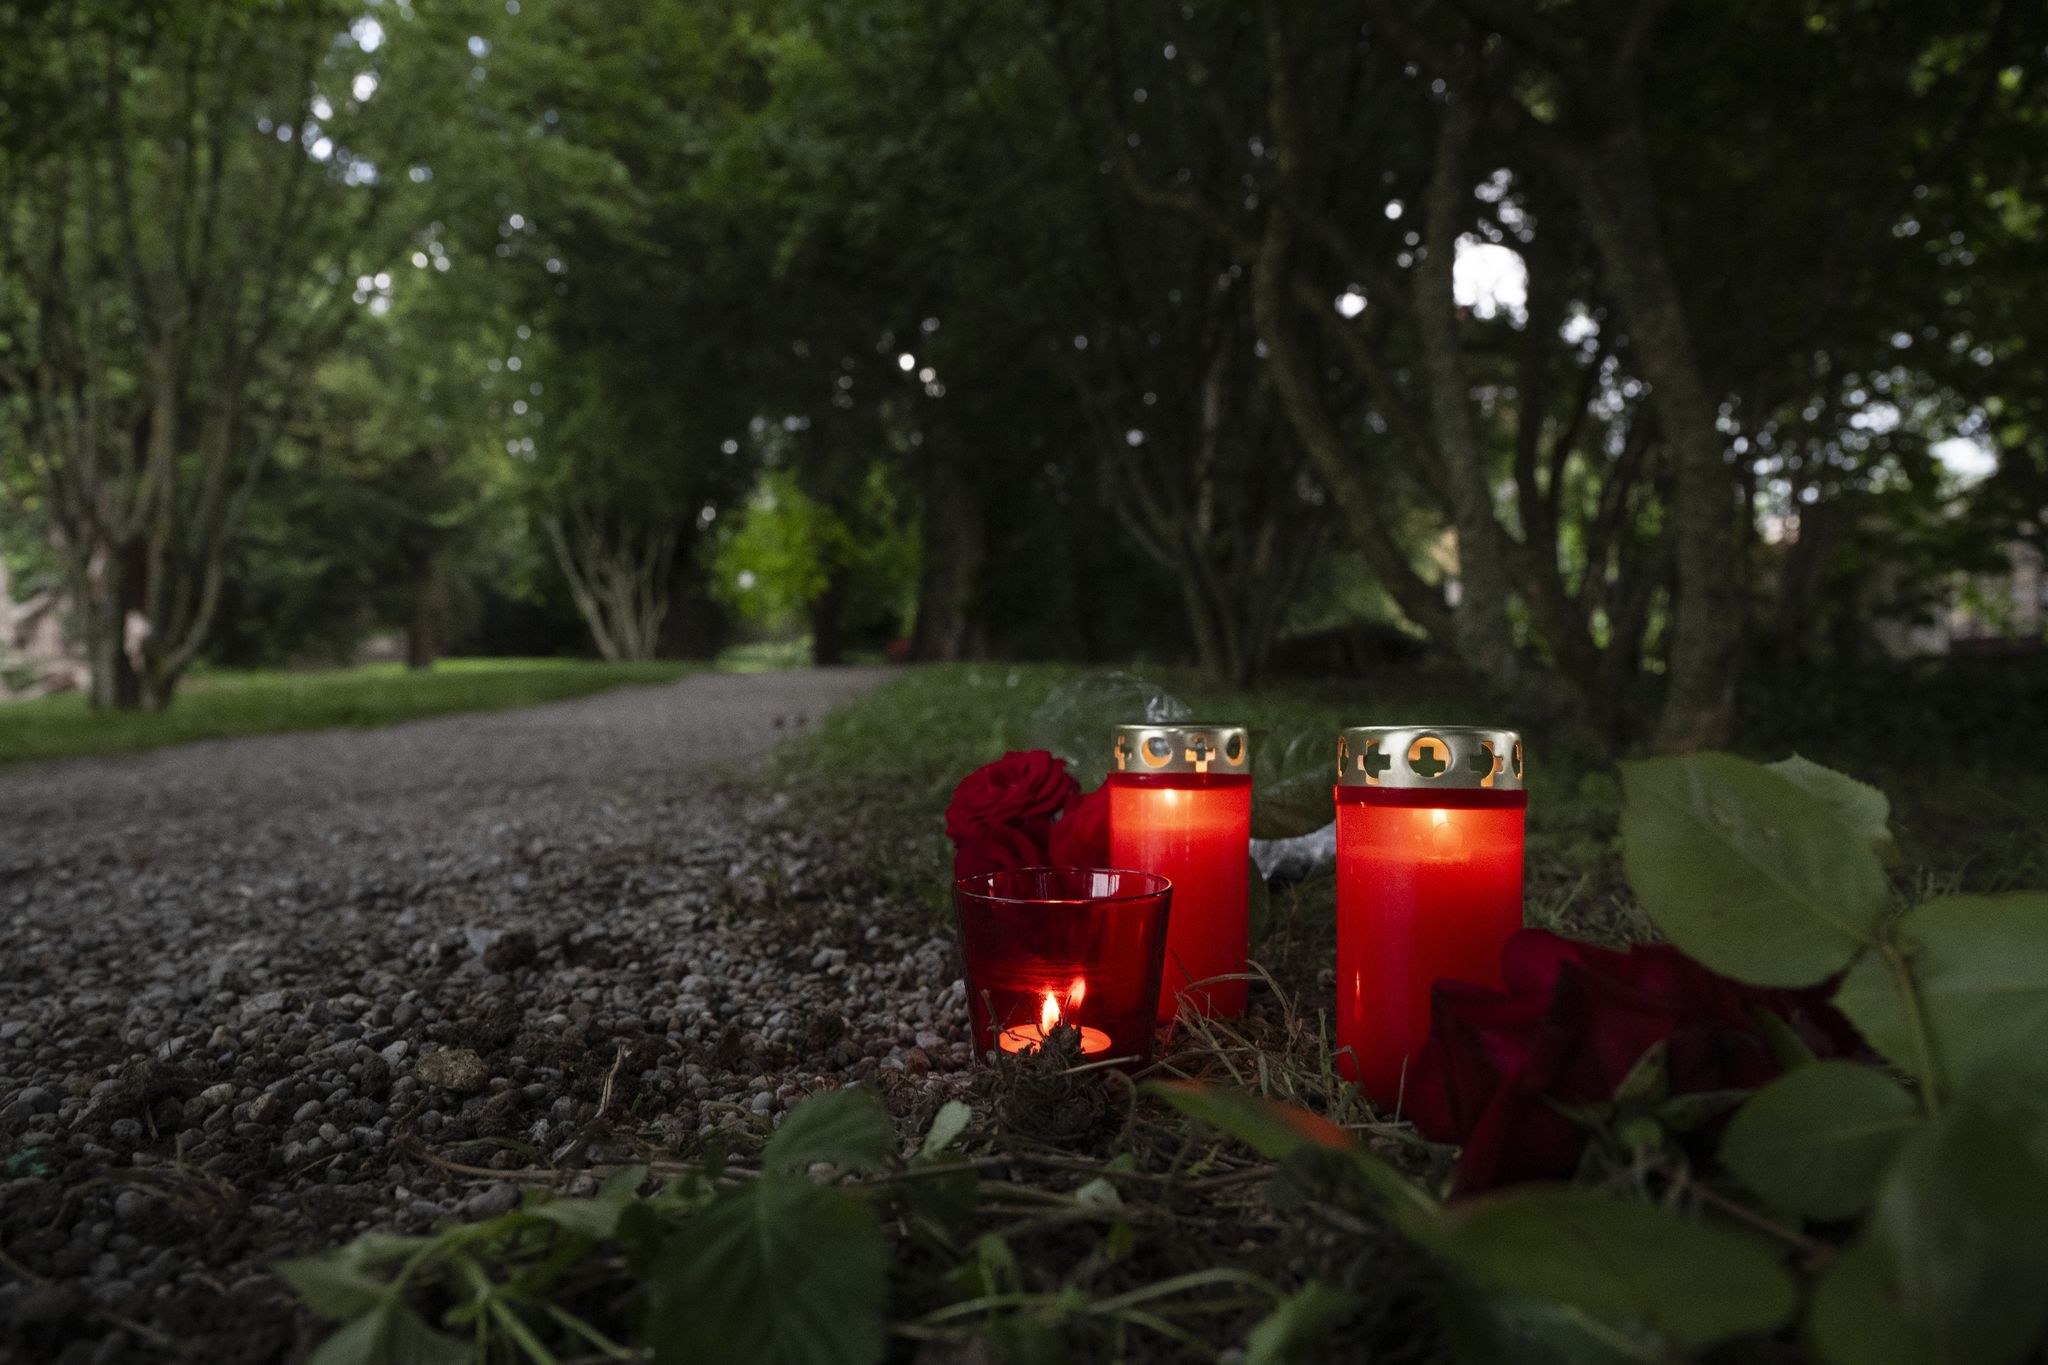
xmin=1334 ymin=725 xmax=1526 ymax=1106
xmin=1107 ymin=723 xmax=1252 ymax=1020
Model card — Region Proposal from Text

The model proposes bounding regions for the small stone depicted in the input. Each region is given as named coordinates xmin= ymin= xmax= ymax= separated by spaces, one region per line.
xmin=462 ymin=1183 xmax=520 ymax=1219
xmin=416 ymin=1048 xmax=490 ymax=1093
xmin=240 ymin=991 xmax=286 ymax=1019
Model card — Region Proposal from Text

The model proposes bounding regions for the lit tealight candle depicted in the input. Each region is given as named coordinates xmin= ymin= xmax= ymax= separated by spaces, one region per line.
xmin=953 ymin=868 xmax=1173 ymax=1067
xmin=995 ymin=982 xmax=1113 ymax=1055
xmin=1333 ymin=726 xmax=1527 ymax=1107
xmin=1107 ymin=723 xmax=1253 ymax=1020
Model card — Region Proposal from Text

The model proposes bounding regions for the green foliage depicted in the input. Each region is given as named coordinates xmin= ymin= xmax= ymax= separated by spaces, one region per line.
xmin=1720 ymin=1061 xmax=1921 ymax=1219
xmin=757 ymin=1086 xmax=895 ymax=1173
xmin=1835 ymin=894 xmax=2048 ymax=1113
xmin=1437 ymin=1189 xmax=1799 ymax=1354
xmin=1766 ymin=755 xmax=1899 ymax=864
xmin=1619 ymin=753 xmax=1890 ymax=986
xmin=711 ymin=465 xmax=919 ymax=641
xmin=1622 ymin=754 xmax=2048 ymax=1362
xmin=644 ymin=1174 xmax=887 ymax=1365
xmin=1243 ymin=1282 xmax=1361 ymax=1365
xmin=1864 ymin=1108 xmax=2048 ymax=1365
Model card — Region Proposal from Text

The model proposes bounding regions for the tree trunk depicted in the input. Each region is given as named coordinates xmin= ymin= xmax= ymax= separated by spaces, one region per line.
xmin=1771 ymin=490 xmax=1849 ymax=668
xmin=1563 ymin=118 xmax=1745 ymax=751
xmin=910 ymin=455 xmax=988 ymax=662
xmin=810 ymin=569 xmax=847 ymax=666
xmin=78 ymin=541 xmax=145 ymax=711
xmin=406 ymin=565 xmax=443 ymax=671
xmin=1414 ymin=100 xmax=1540 ymax=701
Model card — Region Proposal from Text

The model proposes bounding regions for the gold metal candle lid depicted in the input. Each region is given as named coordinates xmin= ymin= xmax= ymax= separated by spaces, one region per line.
xmin=1112 ymin=723 xmax=1251 ymax=776
xmin=1337 ymin=725 xmax=1524 ymax=790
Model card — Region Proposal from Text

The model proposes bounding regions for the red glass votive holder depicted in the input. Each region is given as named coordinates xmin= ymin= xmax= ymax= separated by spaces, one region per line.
xmin=954 ymin=867 xmax=1173 ymax=1067
xmin=1107 ymin=723 xmax=1253 ymax=1020
xmin=1334 ymin=726 xmax=1527 ymax=1107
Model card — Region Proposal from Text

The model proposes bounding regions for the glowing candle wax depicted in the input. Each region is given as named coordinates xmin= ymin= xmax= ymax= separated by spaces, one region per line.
xmin=994 ymin=984 xmax=1113 ymax=1056
xmin=954 ymin=867 xmax=1172 ymax=1067
xmin=1333 ymin=726 xmax=1526 ymax=1107
xmin=1107 ymin=724 xmax=1253 ymax=1021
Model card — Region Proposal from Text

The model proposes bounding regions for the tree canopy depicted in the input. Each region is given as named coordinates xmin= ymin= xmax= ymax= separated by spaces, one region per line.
xmin=2 ymin=0 xmax=2042 ymax=743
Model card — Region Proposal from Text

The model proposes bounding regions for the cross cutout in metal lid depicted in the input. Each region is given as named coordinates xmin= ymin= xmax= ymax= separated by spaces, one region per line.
xmin=1183 ymin=736 xmax=1214 ymax=773
xmin=1467 ymin=741 xmax=1502 ymax=787
xmin=1407 ymin=737 xmax=1449 ymax=779
xmin=1357 ymin=741 xmax=1393 ymax=782
xmin=1113 ymin=733 xmax=1134 ymax=771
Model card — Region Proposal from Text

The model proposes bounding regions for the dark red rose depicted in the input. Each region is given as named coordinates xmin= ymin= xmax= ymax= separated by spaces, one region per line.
xmin=1048 ymin=783 xmax=1110 ymax=868
xmin=945 ymin=751 xmax=1080 ymax=848
xmin=952 ymin=822 xmax=1048 ymax=882
xmin=1404 ymin=929 xmax=1859 ymax=1194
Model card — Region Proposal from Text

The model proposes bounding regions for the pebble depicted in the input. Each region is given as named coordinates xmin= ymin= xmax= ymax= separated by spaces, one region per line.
xmin=462 ymin=1183 xmax=521 ymax=1219
xmin=415 ymin=1048 xmax=490 ymax=1093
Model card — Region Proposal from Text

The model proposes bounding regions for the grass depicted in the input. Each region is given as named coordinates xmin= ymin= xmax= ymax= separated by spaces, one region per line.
xmin=0 ymin=657 xmax=696 ymax=767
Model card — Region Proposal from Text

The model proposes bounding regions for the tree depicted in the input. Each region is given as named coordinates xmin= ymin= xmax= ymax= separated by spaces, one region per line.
xmin=0 ymin=0 xmax=395 ymax=708
xmin=1089 ymin=0 xmax=2041 ymax=746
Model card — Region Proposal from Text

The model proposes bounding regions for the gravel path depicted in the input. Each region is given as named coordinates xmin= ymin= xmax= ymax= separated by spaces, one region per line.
xmin=0 ymin=668 xmax=974 ymax=1364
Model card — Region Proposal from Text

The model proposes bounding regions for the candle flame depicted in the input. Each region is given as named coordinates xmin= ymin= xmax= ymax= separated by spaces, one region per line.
xmin=1430 ymin=807 xmax=1449 ymax=828
xmin=1039 ymin=979 xmax=1088 ymax=1036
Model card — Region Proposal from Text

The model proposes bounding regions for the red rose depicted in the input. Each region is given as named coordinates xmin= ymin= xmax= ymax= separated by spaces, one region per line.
xmin=1404 ymin=929 xmax=1858 ymax=1194
xmin=952 ymin=822 xmax=1048 ymax=882
xmin=1048 ymin=783 xmax=1110 ymax=868
xmin=944 ymin=751 xmax=1080 ymax=848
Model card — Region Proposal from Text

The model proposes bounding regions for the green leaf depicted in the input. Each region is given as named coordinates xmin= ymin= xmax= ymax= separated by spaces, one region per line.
xmin=919 ymin=1100 xmax=971 ymax=1160
xmin=1808 ymin=1238 xmax=1936 ymax=1365
xmin=1768 ymin=754 xmax=1898 ymax=863
xmin=528 ymin=1192 xmax=627 ymax=1240
xmin=644 ymin=1176 xmax=887 ymax=1365
xmin=1437 ymin=1188 xmax=1798 ymax=1353
xmin=1244 ymin=1281 xmax=1359 ymax=1365
xmin=1835 ymin=894 xmax=2048 ymax=1112
xmin=1863 ymin=1106 xmax=2048 ymax=1365
xmin=306 ymin=1299 xmax=470 ymax=1365
xmin=762 ymin=1087 xmax=894 ymax=1173
xmin=276 ymin=1253 xmax=395 ymax=1322
xmin=1438 ymin=1281 xmax=1644 ymax=1365
xmin=1620 ymin=753 xmax=1889 ymax=986
xmin=1721 ymin=1061 xmax=1921 ymax=1219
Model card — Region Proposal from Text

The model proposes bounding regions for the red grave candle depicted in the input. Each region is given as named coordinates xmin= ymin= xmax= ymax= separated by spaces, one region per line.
xmin=1106 ymin=723 xmax=1253 ymax=1020
xmin=1334 ymin=726 xmax=1526 ymax=1107
xmin=954 ymin=867 xmax=1172 ymax=1066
